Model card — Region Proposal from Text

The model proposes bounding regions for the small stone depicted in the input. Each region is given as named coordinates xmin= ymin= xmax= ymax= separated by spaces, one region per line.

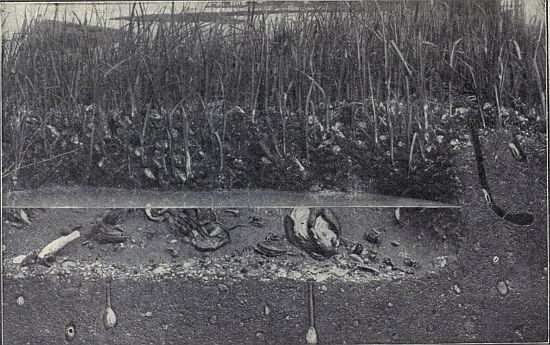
xmin=390 ymin=241 xmax=400 ymax=247
xmin=403 ymin=258 xmax=418 ymax=268
xmin=452 ymin=284 xmax=462 ymax=294
xmin=289 ymin=271 xmax=302 ymax=280
xmin=339 ymin=288 xmax=345 ymax=293
xmin=2 ymin=244 xmax=6 ymax=251
xmin=473 ymin=242 xmax=481 ymax=252
xmin=169 ymin=239 xmax=178 ymax=244
xmin=145 ymin=311 xmax=152 ymax=317
xmin=218 ymin=284 xmax=229 ymax=293
xmin=387 ymin=302 xmax=393 ymax=307
xmin=152 ymin=266 xmax=168 ymax=275
xmin=352 ymin=320 xmax=359 ymax=327
xmin=432 ymin=256 xmax=447 ymax=268
xmin=61 ymin=260 xmax=78 ymax=270
xmin=496 ymin=280 xmax=508 ymax=296
xmin=264 ymin=304 xmax=271 ymax=316
xmin=16 ymin=296 xmax=25 ymax=306
xmin=285 ymin=315 xmax=291 ymax=321
xmin=209 ymin=315 xmax=217 ymax=325
xmin=255 ymin=332 xmax=265 ymax=340
xmin=492 ymin=256 xmax=499 ymax=264
xmin=543 ymin=267 xmax=547 ymax=276
xmin=320 ymin=285 xmax=327 ymax=292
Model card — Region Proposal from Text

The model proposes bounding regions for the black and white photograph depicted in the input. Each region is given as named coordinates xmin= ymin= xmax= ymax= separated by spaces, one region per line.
xmin=1 ymin=1 xmax=548 ymax=344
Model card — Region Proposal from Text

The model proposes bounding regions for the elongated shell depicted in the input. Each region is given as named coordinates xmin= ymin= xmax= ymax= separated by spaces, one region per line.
xmin=38 ymin=231 xmax=80 ymax=259
xmin=103 ymin=307 xmax=117 ymax=329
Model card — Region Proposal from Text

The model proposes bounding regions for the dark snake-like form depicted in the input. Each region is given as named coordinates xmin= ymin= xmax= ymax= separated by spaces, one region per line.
xmin=468 ymin=112 xmax=534 ymax=226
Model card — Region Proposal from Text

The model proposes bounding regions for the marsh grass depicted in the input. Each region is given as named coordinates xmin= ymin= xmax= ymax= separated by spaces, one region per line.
xmin=2 ymin=0 xmax=546 ymax=199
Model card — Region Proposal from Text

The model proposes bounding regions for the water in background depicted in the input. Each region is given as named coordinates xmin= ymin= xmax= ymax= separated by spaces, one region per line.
xmin=1 ymin=0 xmax=544 ymax=37
xmin=1 ymin=2 xmax=206 ymax=36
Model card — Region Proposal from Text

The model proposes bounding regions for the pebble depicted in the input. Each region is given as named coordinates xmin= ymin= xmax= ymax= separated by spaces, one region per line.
xmin=289 ymin=271 xmax=302 ymax=280
xmin=492 ymin=256 xmax=499 ymax=264
xmin=353 ymin=320 xmax=359 ymax=327
xmin=209 ymin=315 xmax=217 ymax=325
xmin=152 ymin=266 xmax=168 ymax=275
xmin=543 ymin=267 xmax=548 ymax=276
xmin=16 ymin=296 xmax=25 ymax=306
xmin=432 ymin=256 xmax=447 ymax=268
xmin=255 ymin=332 xmax=265 ymax=340
xmin=61 ymin=260 xmax=78 ymax=270
xmin=264 ymin=304 xmax=271 ymax=316
xmin=452 ymin=284 xmax=462 ymax=294
xmin=496 ymin=281 xmax=508 ymax=296
xmin=320 ymin=285 xmax=327 ymax=292
xmin=339 ymin=288 xmax=345 ymax=293
xmin=218 ymin=284 xmax=229 ymax=293
xmin=145 ymin=311 xmax=152 ymax=317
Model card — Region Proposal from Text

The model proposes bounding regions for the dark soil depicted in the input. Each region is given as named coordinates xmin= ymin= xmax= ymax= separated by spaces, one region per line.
xmin=1 ymin=117 xmax=547 ymax=344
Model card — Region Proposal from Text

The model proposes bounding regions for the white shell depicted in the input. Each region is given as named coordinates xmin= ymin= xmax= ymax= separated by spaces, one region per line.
xmin=290 ymin=208 xmax=310 ymax=241
xmin=16 ymin=296 xmax=25 ymax=306
xmin=38 ymin=231 xmax=80 ymax=259
xmin=103 ymin=307 xmax=117 ymax=329
xmin=311 ymin=216 xmax=338 ymax=252
xmin=306 ymin=326 xmax=318 ymax=344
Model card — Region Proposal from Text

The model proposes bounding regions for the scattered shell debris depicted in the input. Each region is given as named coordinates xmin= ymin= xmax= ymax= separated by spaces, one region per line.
xmin=3 ymin=248 xmax=454 ymax=284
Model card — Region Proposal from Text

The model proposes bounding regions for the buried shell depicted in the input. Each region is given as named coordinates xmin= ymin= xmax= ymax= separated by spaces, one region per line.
xmin=284 ymin=208 xmax=341 ymax=258
xmin=65 ymin=323 xmax=77 ymax=342
xmin=89 ymin=224 xmax=129 ymax=244
xmin=190 ymin=228 xmax=230 ymax=252
xmin=254 ymin=241 xmax=288 ymax=257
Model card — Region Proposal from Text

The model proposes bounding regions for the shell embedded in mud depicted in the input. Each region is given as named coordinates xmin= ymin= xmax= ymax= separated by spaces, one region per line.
xmin=284 ymin=208 xmax=341 ymax=258
xmin=89 ymin=224 xmax=129 ymax=244
xmin=65 ymin=324 xmax=76 ymax=342
xmin=103 ymin=307 xmax=117 ymax=329
xmin=16 ymin=296 xmax=25 ymax=306
xmin=254 ymin=240 xmax=289 ymax=257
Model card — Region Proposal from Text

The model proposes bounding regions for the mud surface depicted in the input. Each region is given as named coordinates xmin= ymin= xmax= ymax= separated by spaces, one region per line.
xmin=2 ymin=187 xmax=457 ymax=208
xmin=2 ymin=203 xmax=548 ymax=344
xmin=2 ymin=129 xmax=548 ymax=344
